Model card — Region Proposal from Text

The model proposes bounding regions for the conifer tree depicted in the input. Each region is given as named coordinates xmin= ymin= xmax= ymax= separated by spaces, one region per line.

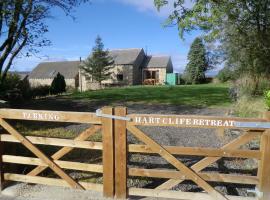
xmin=50 ymin=73 xmax=66 ymax=94
xmin=184 ymin=37 xmax=209 ymax=84
xmin=81 ymin=36 xmax=114 ymax=88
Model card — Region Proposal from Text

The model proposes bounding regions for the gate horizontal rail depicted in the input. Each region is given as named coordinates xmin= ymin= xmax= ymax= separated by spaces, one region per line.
xmin=0 ymin=108 xmax=114 ymax=196
xmin=0 ymin=109 xmax=101 ymax=124
xmin=0 ymin=107 xmax=270 ymax=200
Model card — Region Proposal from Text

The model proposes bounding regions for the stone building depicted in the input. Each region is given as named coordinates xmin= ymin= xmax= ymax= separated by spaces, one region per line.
xmin=29 ymin=61 xmax=80 ymax=89
xmin=142 ymin=55 xmax=173 ymax=85
xmin=29 ymin=48 xmax=174 ymax=91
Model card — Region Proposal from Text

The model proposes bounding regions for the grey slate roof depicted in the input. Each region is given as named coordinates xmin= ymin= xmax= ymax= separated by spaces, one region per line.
xmin=143 ymin=56 xmax=171 ymax=68
xmin=109 ymin=48 xmax=143 ymax=65
xmin=29 ymin=61 xmax=80 ymax=79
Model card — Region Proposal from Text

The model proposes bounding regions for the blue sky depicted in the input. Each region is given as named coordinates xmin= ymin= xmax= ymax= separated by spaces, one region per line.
xmin=11 ymin=0 xmax=204 ymax=73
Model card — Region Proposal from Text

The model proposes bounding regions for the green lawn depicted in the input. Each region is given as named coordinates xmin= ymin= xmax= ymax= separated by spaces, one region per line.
xmin=69 ymin=83 xmax=232 ymax=108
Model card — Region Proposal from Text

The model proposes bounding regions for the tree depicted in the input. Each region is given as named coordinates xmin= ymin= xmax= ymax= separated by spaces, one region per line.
xmin=217 ymin=66 xmax=237 ymax=83
xmin=81 ymin=36 xmax=114 ymax=88
xmin=50 ymin=73 xmax=66 ymax=95
xmin=184 ymin=37 xmax=210 ymax=84
xmin=154 ymin=0 xmax=270 ymax=78
xmin=0 ymin=0 xmax=89 ymax=86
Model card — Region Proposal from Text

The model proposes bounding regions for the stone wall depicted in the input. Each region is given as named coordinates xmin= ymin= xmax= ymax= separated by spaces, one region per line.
xmin=79 ymin=65 xmax=134 ymax=91
xmin=29 ymin=78 xmax=76 ymax=88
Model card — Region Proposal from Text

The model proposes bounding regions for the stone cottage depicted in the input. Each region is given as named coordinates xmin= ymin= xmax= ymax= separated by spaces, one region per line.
xmin=29 ymin=48 xmax=173 ymax=91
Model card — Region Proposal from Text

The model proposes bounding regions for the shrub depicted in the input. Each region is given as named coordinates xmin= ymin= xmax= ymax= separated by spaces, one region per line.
xmin=177 ymin=74 xmax=186 ymax=85
xmin=31 ymin=85 xmax=50 ymax=98
xmin=264 ymin=90 xmax=270 ymax=110
xmin=0 ymin=73 xmax=27 ymax=102
xmin=233 ymin=96 xmax=267 ymax=118
xmin=0 ymin=73 xmax=21 ymax=96
xmin=217 ymin=66 xmax=237 ymax=82
xmin=17 ymin=77 xmax=32 ymax=100
xmin=50 ymin=73 xmax=66 ymax=95
xmin=231 ymin=74 xmax=270 ymax=98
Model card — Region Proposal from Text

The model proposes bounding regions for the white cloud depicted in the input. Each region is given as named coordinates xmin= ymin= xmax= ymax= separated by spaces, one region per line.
xmin=114 ymin=0 xmax=173 ymax=17
xmin=115 ymin=0 xmax=193 ymax=17
xmin=171 ymin=54 xmax=187 ymax=73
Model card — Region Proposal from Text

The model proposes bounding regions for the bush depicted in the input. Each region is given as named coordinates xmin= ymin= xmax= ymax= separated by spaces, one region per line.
xmin=265 ymin=90 xmax=270 ymax=110
xmin=17 ymin=77 xmax=32 ymax=100
xmin=174 ymin=74 xmax=186 ymax=85
xmin=217 ymin=66 xmax=237 ymax=83
xmin=231 ymin=74 xmax=270 ymax=98
xmin=0 ymin=73 xmax=31 ymax=102
xmin=31 ymin=85 xmax=50 ymax=98
xmin=233 ymin=96 xmax=267 ymax=118
xmin=50 ymin=73 xmax=66 ymax=95
xmin=0 ymin=73 xmax=21 ymax=96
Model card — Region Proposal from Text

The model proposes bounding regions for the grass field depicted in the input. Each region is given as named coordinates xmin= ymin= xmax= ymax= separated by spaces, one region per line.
xmin=69 ymin=83 xmax=231 ymax=108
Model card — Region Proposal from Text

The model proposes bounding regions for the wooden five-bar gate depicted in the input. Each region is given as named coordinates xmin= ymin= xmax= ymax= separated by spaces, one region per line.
xmin=0 ymin=107 xmax=269 ymax=200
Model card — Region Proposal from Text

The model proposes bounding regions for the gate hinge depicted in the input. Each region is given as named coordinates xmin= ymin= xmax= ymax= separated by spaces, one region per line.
xmin=96 ymin=109 xmax=131 ymax=121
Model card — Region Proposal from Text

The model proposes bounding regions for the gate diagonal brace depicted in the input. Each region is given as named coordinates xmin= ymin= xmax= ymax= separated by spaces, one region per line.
xmin=155 ymin=130 xmax=263 ymax=190
xmin=96 ymin=109 xmax=131 ymax=121
xmin=0 ymin=118 xmax=84 ymax=190
xmin=127 ymin=124 xmax=229 ymax=200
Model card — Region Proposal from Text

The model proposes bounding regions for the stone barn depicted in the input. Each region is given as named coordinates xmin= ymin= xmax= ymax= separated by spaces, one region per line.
xmin=29 ymin=61 xmax=80 ymax=89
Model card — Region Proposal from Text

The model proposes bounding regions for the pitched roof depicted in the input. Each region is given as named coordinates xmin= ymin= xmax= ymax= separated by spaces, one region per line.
xmin=29 ymin=61 xmax=80 ymax=79
xmin=109 ymin=48 xmax=144 ymax=65
xmin=143 ymin=56 xmax=171 ymax=68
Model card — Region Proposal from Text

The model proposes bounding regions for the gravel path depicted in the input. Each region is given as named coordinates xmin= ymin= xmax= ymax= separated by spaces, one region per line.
xmin=1 ymin=98 xmax=258 ymax=199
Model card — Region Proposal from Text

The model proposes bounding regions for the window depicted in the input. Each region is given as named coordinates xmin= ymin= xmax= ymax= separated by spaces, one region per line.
xmin=117 ymin=74 xmax=124 ymax=81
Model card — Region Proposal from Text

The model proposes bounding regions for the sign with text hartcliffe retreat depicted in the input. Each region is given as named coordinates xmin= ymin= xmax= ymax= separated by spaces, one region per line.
xmin=130 ymin=115 xmax=236 ymax=128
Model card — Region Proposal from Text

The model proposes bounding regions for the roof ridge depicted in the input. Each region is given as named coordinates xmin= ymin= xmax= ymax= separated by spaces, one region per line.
xmin=109 ymin=48 xmax=143 ymax=51
xmin=41 ymin=60 xmax=80 ymax=63
xmin=150 ymin=55 xmax=170 ymax=58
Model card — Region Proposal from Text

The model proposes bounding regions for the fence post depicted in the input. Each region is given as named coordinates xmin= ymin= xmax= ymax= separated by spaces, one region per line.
xmin=101 ymin=107 xmax=115 ymax=198
xmin=257 ymin=112 xmax=270 ymax=200
xmin=114 ymin=107 xmax=127 ymax=199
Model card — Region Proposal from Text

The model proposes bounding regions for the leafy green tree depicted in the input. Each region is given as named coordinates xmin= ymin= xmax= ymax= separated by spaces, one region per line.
xmin=217 ymin=66 xmax=237 ymax=83
xmin=154 ymin=0 xmax=270 ymax=78
xmin=184 ymin=37 xmax=210 ymax=84
xmin=81 ymin=36 xmax=114 ymax=88
xmin=50 ymin=73 xmax=66 ymax=95
xmin=0 ymin=0 xmax=89 ymax=87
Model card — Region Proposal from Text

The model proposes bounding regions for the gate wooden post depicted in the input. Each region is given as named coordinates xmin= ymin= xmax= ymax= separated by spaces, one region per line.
xmin=101 ymin=107 xmax=115 ymax=198
xmin=258 ymin=112 xmax=270 ymax=200
xmin=0 ymin=132 xmax=4 ymax=191
xmin=114 ymin=107 xmax=127 ymax=199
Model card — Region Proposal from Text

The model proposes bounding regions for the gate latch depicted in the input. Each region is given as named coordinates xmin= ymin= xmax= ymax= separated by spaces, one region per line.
xmin=96 ymin=109 xmax=131 ymax=121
